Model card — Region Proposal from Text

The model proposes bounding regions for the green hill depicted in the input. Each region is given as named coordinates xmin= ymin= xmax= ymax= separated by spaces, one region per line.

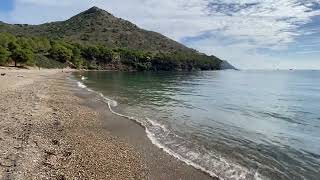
xmin=0 ymin=7 xmax=235 ymax=71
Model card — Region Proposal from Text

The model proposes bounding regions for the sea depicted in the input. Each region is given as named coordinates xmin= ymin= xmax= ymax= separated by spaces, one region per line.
xmin=73 ymin=70 xmax=320 ymax=180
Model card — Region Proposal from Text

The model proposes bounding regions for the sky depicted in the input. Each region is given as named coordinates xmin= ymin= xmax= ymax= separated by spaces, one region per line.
xmin=0 ymin=0 xmax=320 ymax=69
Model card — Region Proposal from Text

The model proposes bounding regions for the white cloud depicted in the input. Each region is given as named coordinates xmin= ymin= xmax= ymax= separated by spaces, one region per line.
xmin=3 ymin=0 xmax=320 ymax=69
xmin=295 ymin=50 xmax=320 ymax=54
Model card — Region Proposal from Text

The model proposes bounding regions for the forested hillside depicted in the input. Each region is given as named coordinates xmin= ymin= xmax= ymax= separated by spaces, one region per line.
xmin=0 ymin=7 xmax=234 ymax=71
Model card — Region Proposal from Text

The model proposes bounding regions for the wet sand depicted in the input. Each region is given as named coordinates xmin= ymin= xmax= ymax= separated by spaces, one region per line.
xmin=0 ymin=68 xmax=215 ymax=179
xmin=75 ymin=82 xmax=215 ymax=180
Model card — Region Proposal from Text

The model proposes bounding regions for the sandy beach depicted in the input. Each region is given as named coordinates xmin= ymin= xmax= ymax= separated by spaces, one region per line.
xmin=0 ymin=68 xmax=214 ymax=180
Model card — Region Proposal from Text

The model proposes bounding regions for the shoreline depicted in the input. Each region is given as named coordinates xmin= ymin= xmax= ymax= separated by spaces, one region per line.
xmin=74 ymin=77 xmax=220 ymax=179
xmin=0 ymin=68 xmax=214 ymax=179
xmin=73 ymin=76 xmax=215 ymax=180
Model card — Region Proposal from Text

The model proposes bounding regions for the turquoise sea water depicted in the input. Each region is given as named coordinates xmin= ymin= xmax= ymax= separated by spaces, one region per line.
xmin=74 ymin=70 xmax=320 ymax=180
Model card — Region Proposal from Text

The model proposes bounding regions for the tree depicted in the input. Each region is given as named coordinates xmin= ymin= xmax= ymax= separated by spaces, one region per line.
xmin=17 ymin=37 xmax=35 ymax=51
xmin=0 ymin=33 xmax=16 ymax=48
xmin=0 ymin=47 xmax=11 ymax=65
xmin=71 ymin=46 xmax=84 ymax=69
xmin=49 ymin=44 xmax=73 ymax=63
xmin=98 ymin=46 xmax=113 ymax=63
xmin=32 ymin=37 xmax=51 ymax=53
xmin=8 ymin=41 xmax=20 ymax=52
xmin=11 ymin=48 xmax=34 ymax=67
xmin=82 ymin=46 xmax=100 ymax=60
xmin=8 ymin=41 xmax=21 ymax=66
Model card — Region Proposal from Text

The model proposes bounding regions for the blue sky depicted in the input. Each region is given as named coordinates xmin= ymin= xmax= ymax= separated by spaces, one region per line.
xmin=0 ymin=0 xmax=320 ymax=69
xmin=0 ymin=0 xmax=13 ymax=12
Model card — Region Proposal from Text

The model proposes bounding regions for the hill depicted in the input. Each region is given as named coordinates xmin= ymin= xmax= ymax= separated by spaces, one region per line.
xmin=220 ymin=61 xmax=237 ymax=70
xmin=0 ymin=7 xmax=235 ymax=71
xmin=0 ymin=7 xmax=193 ymax=53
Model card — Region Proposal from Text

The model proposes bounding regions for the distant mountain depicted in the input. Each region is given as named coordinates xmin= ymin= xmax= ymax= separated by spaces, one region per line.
xmin=0 ymin=7 xmax=235 ymax=70
xmin=220 ymin=60 xmax=237 ymax=70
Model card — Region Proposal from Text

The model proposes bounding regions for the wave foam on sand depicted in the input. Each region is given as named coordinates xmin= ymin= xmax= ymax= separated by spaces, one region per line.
xmin=76 ymin=78 xmax=265 ymax=180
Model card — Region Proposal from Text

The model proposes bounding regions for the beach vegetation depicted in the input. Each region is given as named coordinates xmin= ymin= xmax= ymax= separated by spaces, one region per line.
xmin=0 ymin=47 xmax=10 ymax=65
xmin=34 ymin=54 xmax=67 ymax=69
xmin=49 ymin=43 xmax=73 ymax=63
xmin=11 ymin=48 xmax=34 ymax=66
xmin=0 ymin=32 xmax=222 ymax=70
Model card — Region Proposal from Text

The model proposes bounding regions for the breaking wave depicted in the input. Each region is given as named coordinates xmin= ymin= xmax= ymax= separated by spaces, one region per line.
xmin=77 ymin=81 xmax=87 ymax=89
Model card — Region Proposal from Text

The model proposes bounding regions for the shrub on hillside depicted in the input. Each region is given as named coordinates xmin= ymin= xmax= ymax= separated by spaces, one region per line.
xmin=35 ymin=54 xmax=67 ymax=69
xmin=0 ymin=47 xmax=10 ymax=65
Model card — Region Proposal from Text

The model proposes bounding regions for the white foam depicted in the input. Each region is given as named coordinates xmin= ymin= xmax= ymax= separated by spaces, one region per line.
xmin=74 ymin=79 xmax=266 ymax=180
xmin=146 ymin=117 xmax=168 ymax=132
xmin=254 ymin=170 xmax=266 ymax=180
xmin=77 ymin=81 xmax=87 ymax=88
xmin=145 ymin=128 xmax=221 ymax=179
xmin=81 ymin=76 xmax=88 ymax=81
